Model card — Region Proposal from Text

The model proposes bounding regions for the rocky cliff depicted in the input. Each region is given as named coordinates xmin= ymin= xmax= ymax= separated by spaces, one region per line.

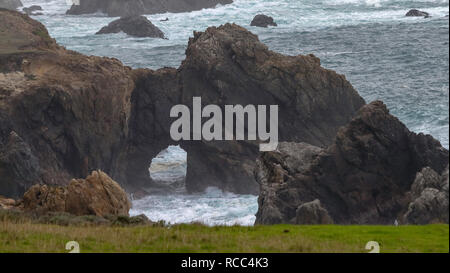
xmin=255 ymin=101 xmax=449 ymax=225
xmin=126 ymin=23 xmax=365 ymax=193
xmin=1 ymin=10 xmax=364 ymax=197
xmin=66 ymin=0 xmax=233 ymax=17
xmin=0 ymin=10 xmax=134 ymax=197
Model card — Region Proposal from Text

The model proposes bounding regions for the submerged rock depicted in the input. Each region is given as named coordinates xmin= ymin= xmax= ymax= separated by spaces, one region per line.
xmin=255 ymin=101 xmax=449 ymax=225
xmin=0 ymin=0 xmax=22 ymax=10
xmin=250 ymin=14 xmax=277 ymax=27
xmin=21 ymin=170 xmax=131 ymax=217
xmin=96 ymin=16 xmax=165 ymax=38
xmin=406 ymin=9 xmax=429 ymax=17
xmin=22 ymin=5 xmax=42 ymax=15
xmin=66 ymin=0 xmax=233 ymax=17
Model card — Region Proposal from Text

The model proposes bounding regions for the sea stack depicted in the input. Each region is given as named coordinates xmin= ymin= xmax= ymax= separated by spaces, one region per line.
xmin=96 ymin=16 xmax=165 ymax=38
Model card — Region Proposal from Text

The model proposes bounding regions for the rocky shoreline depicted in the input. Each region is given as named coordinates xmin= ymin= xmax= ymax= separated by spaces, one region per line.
xmin=0 ymin=9 xmax=448 ymax=225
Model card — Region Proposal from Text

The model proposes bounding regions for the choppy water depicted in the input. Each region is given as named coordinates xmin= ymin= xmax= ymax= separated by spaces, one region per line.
xmin=18 ymin=0 xmax=449 ymax=225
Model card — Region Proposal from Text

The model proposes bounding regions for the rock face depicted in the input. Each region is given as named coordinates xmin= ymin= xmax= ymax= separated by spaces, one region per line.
xmin=22 ymin=170 xmax=131 ymax=216
xmin=96 ymin=16 xmax=165 ymax=38
xmin=404 ymin=166 xmax=449 ymax=224
xmin=0 ymin=0 xmax=22 ymax=10
xmin=66 ymin=0 xmax=233 ymax=17
xmin=255 ymin=101 xmax=449 ymax=225
xmin=0 ymin=9 xmax=134 ymax=198
xmin=406 ymin=9 xmax=429 ymax=17
xmin=250 ymin=14 xmax=277 ymax=28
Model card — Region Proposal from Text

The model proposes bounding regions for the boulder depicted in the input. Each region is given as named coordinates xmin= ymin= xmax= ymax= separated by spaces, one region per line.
xmin=404 ymin=166 xmax=449 ymax=224
xmin=405 ymin=9 xmax=429 ymax=17
xmin=66 ymin=0 xmax=233 ymax=17
xmin=250 ymin=14 xmax=277 ymax=27
xmin=22 ymin=5 xmax=42 ymax=15
xmin=96 ymin=16 xmax=165 ymax=38
xmin=255 ymin=101 xmax=449 ymax=225
xmin=0 ymin=0 xmax=22 ymax=10
xmin=22 ymin=170 xmax=131 ymax=217
xmin=296 ymin=199 xmax=333 ymax=225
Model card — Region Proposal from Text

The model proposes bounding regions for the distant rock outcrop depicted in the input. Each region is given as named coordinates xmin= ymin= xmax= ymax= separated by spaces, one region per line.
xmin=96 ymin=16 xmax=165 ymax=38
xmin=66 ymin=0 xmax=233 ymax=17
xmin=0 ymin=0 xmax=22 ymax=10
xmin=250 ymin=14 xmax=277 ymax=27
xmin=255 ymin=101 xmax=449 ymax=225
xmin=22 ymin=5 xmax=42 ymax=15
xmin=21 ymin=170 xmax=131 ymax=217
xmin=406 ymin=9 xmax=430 ymax=17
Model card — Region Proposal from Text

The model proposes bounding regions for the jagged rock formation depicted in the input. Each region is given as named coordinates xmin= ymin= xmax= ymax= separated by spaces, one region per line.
xmin=255 ymin=101 xmax=449 ymax=225
xmin=96 ymin=16 xmax=165 ymax=38
xmin=404 ymin=166 xmax=449 ymax=224
xmin=406 ymin=9 xmax=429 ymax=17
xmin=0 ymin=0 xmax=22 ymax=10
xmin=250 ymin=14 xmax=277 ymax=28
xmin=21 ymin=170 xmax=131 ymax=216
xmin=1 ymin=10 xmax=364 ymax=196
xmin=127 ymin=23 xmax=365 ymax=194
xmin=0 ymin=9 xmax=134 ymax=198
xmin=66 ymin=0 xmax=233 ymax=17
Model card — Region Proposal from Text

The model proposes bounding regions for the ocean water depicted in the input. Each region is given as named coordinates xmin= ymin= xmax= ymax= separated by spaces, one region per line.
xmin=18 ymin=0 xmax=449 ymax=225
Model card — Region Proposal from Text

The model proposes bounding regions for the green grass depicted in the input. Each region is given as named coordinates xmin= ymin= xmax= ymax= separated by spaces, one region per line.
xmin=0 ymin=220 xmax=448 ymax=253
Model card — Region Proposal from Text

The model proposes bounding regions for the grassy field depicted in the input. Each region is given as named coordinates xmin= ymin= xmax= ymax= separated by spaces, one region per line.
xmin=0 ymin=219 xmax=448 ymax=253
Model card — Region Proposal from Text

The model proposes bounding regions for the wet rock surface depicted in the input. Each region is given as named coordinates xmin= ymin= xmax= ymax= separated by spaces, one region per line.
xmin=406 ymin=9 xmax=430 ymax=17
xmin=96 ymin=16 xmax=165 ymax=38
xmin=250 ymin=14 xmax=277 ymax=27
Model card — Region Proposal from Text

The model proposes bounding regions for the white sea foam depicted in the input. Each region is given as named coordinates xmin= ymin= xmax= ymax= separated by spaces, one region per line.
xmin=130 ymin=187 xmax=258 ymax=226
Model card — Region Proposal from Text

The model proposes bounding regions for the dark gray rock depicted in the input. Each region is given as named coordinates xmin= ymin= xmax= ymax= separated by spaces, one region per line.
xmin=23 ymin=5 xmax=42 ymax=15
xmin=0 ymin=131 xmax=40 ymax=198
xmin=96 ymin=16 xmax=165 ymax=38
xmin=250 ymin=14 xmax=277 ymax=27
xmin=0 ymin=0 xmax=22 ymax=10
xmin=66 ymin=0 xmax=233 ymax=17
xmin=255 ymin=101 xmax=449 ymax=225
xmin=404 ymin=166 xmax=449 ymax=224
xmin=406 ymin=9 xmax=429 ymax=17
